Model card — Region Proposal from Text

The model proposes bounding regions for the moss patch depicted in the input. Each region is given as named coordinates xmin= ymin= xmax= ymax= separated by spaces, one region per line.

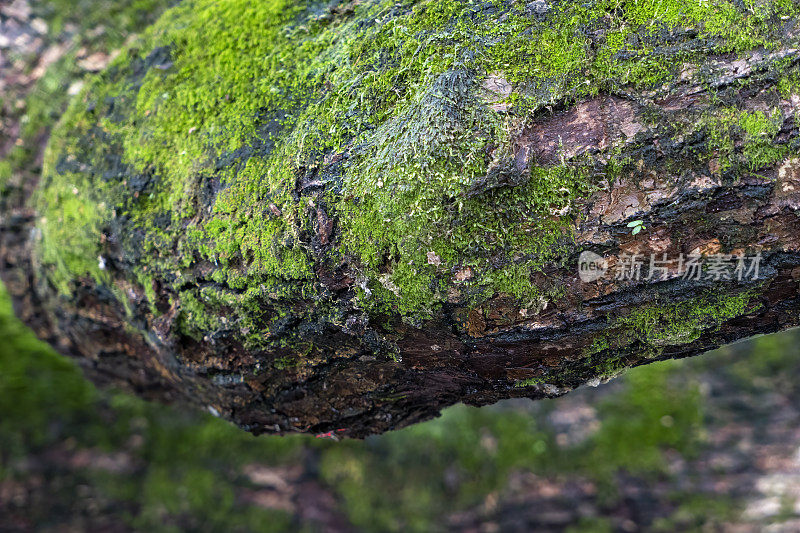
xmin=615 ymin=290 xmax=755 ymax=346
xmin=705 ymin=107 xmax=789 ymax=173
xmin=36 ymin=0 xmax=799 ymax=341
xmin=586 ymin=290 xmax=759 ymax=378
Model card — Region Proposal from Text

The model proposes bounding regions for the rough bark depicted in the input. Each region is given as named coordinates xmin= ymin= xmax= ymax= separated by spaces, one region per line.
xmin=3 ymin=0 xmax=800 ymax=438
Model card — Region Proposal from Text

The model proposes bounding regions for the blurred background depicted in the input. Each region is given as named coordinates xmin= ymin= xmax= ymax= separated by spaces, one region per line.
xmin=4 ymin=1 xmax=800 ymax=531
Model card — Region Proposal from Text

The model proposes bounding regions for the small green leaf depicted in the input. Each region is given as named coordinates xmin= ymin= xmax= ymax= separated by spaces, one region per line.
xmin=632 ymin=226 xmax=642 ymax=235
xmin=627 ymin=220 xmax=642 ymax=228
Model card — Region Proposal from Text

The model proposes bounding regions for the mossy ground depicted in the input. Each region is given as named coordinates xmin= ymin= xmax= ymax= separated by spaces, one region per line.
xmin=35 ymin=0 xmax=800 ymax=344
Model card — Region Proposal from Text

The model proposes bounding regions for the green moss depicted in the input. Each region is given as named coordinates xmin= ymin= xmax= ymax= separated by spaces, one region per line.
xmin=587 ymin=291 xmax=758 ymax=375
xmin=705 ymin=107 xmax=790 ymax=172
xmin=593 ymin=353 xmax=630 ymax=380
xmin=513 ymin=376 xmax=544 ymax=388
xmin=176 ymin=290 xmax=223 ymax=341
xmin=618 ymin=291 xmax=755 ymax=346
xmin=36 ymin=0 xmax=800 ymax=338
xmin=36 ymin=163 xmax=111 ymax=294
xmin=739 ymin=109 xmax=789 ymax=170
xmin=778 ymin=69 xmax=800 ymax=98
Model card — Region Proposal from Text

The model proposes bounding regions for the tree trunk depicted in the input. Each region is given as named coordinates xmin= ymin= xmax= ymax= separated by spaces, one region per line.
xmin=3 ymin=0 xmax=800 ymax=438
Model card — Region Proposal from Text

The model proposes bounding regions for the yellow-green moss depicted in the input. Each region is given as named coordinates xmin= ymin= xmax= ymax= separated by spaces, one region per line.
xmin=36 ymin=0 xmax=799 ymax=338
xmin=615 ymin=291 xmax=756 ymax=347
xmin=778 ymin=69 xmax=800 ymax=98
xmin=705 ymin=107 xmax=789 ymax=172
xmin=514 ymin=376 xmax=544 ymax=388
xmin=586 ymin=290 xmax=760 ymax=377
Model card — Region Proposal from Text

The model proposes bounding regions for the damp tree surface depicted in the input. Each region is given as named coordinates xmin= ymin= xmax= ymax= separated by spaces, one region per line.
xmin=2 ymin=0 xmax=800 ymax=437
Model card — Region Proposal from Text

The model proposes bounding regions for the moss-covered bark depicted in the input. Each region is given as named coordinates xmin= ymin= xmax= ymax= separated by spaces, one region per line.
xmin=3 ymin=0 xmax=800 ymax=437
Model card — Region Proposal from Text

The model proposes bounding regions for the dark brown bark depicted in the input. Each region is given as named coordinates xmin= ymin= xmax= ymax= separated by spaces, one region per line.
xmin=3 ymin=6 xmax=800 ymax=438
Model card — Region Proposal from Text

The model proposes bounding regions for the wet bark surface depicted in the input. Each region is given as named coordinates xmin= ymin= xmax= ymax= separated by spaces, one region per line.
xmin=2 ymin=2 xmax=800 ymax=439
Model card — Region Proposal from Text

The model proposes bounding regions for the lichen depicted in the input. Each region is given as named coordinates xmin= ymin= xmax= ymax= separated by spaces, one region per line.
xmin=35 ymin=0 xmax=800 ymax=344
